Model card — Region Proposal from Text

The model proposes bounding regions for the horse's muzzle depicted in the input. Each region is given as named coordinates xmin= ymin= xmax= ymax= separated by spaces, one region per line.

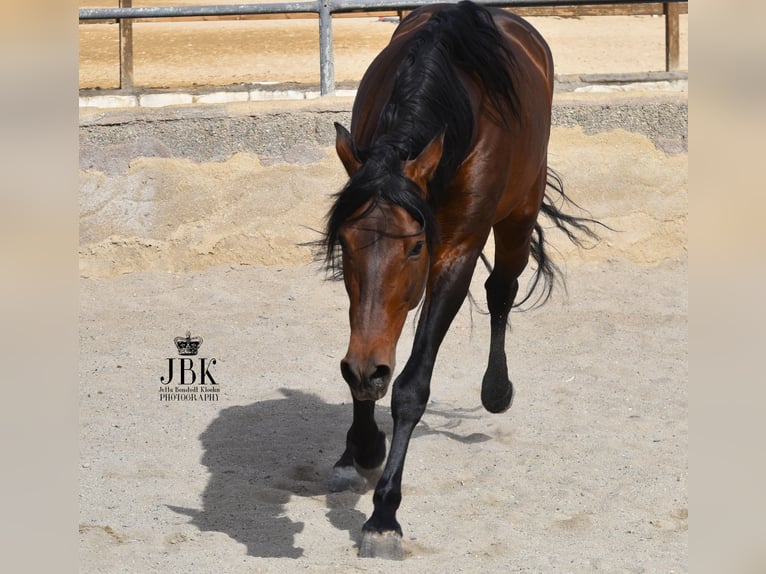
xmin=340 ymin=359 xmax=392 ymax=401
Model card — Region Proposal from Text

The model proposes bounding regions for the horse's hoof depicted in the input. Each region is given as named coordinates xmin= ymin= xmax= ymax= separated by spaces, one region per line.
xmin=329 ymin=465 xmax=366 ymax=492
xmin=481 ymin=379 xmax=514 ymax=414
xmin=359 ymin=530 xmax=404 ymax=560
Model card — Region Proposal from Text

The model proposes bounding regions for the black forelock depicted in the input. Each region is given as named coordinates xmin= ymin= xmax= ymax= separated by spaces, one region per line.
xmin=322 ymin=144 xmax=438 ymax=279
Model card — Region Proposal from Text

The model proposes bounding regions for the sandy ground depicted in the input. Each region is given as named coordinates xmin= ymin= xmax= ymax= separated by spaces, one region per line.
xmin=79 ymin=259 xmax=687 ymax=573
xmin=79 ymin=9 xmax=688 ymax=573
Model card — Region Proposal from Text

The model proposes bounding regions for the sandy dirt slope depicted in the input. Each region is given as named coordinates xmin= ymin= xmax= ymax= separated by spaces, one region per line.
xmin=78 ymin=122 xmax=687 ymax=277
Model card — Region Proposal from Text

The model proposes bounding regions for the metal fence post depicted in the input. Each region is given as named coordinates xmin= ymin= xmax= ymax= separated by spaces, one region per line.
xmin=119 ymin=0 xmax=134 ymax=89
xmin=319 ymin=1 xmax=335 ymax=95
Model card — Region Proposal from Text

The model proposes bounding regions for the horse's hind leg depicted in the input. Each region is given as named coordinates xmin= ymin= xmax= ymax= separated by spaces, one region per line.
xmin=330 ymin=397 xmax=386 ymax=491
xmin=482 ymin=209 xmax=538 ymax=413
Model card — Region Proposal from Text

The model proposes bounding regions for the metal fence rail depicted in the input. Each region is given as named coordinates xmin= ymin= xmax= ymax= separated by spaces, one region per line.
xmin=79 ymin=0 xmax=688 ymax=95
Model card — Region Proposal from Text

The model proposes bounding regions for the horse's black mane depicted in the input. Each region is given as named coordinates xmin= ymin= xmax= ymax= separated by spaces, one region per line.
xmin=321 ymin=1 xmax=519 ymax=278
xmin=370 ymin=0 xmax=520 ymax=182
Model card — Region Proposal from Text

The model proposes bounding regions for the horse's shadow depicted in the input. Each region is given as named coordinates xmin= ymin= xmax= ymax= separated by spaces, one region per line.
xmin=169 ymin=387 xmax=490 ymax=558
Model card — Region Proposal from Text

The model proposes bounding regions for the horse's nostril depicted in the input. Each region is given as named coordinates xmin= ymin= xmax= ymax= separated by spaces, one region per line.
xmin=369 ymin=365 xmax=391 ymax=388
xmin=340 ymin=359 xmax=357 ymax=386
xmin=341 ymin=359 xmax=391 ymax=394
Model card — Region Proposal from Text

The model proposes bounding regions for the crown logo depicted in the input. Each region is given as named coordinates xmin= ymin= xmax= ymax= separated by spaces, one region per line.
xmin=174 ymin=331 xmax=203 ymax=356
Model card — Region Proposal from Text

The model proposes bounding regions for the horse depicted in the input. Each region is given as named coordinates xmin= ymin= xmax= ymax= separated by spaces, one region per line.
xmin=319 ymin=1 xmax=599 ymax=559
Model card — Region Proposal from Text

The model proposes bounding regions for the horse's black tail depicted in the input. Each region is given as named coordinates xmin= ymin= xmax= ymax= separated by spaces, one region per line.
xmin=513 ymin=168 xmax=608 ymax=310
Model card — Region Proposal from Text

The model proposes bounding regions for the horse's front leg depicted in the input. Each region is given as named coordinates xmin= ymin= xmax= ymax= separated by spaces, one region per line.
xmin=330 ymin=397 xmax=387 ymax=492
xmin=359 ymin=252 xmax=479 ymax=559
xmin=357 ymin=358 xmax=431 ymax=559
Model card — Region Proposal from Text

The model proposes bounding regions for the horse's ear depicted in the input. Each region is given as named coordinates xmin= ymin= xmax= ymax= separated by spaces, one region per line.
xmin=404 ymin=130 xmax=445 ymax=196
xmin=335 ymin=122 xmax=362 ymax=176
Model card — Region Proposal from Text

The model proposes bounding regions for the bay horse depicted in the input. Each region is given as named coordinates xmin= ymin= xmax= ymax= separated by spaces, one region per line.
xmin=320 ymin=1 xmax=599 ymax=559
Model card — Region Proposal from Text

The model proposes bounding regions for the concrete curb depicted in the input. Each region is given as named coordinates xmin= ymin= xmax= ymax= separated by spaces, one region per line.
xmin=79 ymin=87 xmax=361 ymax=110
xmin=79 ymin=72 xmax=687 ymax=110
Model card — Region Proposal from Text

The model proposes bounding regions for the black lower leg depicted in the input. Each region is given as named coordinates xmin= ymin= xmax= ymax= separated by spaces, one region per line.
xmin=335 ymin=397 xmax=386 ymax=470
xmin=481 ymin=272 xmax=518 ymax=413
xmin=364 ymin=363 xmax=430 ymax=536
xmin=358 ymin=433 xmax=409 ymax=558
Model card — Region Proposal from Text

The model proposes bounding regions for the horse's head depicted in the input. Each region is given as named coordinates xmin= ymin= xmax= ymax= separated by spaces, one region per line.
xmin=328 ymin=123 xmax=444 ymax=402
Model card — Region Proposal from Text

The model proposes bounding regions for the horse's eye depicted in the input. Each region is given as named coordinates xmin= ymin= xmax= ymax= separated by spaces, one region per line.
xmin=408 ymin=240 xmax=424 ymax=258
